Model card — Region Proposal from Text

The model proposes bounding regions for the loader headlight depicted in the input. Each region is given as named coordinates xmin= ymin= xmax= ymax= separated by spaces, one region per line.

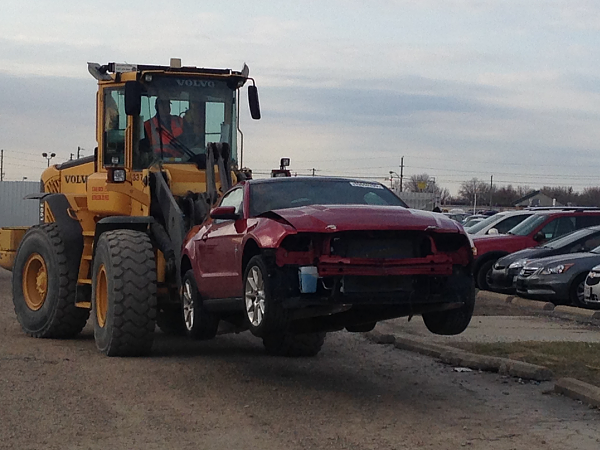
xmin=107 ymin=167 xmax=126 ymax=183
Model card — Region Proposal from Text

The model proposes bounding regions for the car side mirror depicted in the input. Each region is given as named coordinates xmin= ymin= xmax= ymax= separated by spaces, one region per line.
xmin=533 ymin=231 xmax=545 ymax=242
xmin=210 ymin=205 xmax=240 ymax=221
xmin=487 ymin=228 xmax=499 ymax=235
xmin=124 ymin=81 xmax=141 ymax=116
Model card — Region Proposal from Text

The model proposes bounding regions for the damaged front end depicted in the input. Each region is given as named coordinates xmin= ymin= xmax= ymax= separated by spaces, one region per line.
xmin=267 ymin=229 xmax=474 ymax=331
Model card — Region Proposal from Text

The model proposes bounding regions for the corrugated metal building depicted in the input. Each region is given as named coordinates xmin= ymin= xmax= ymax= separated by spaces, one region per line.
xmin=0 ymin=181 xmax=41 ymax=227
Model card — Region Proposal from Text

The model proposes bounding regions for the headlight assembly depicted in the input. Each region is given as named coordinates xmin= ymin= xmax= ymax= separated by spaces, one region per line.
xmin=540 ymin=263 xmax=574 ymax=275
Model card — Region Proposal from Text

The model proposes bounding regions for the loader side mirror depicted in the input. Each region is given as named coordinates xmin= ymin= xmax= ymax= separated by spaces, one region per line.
xmin=125 ymin=81 xmax=142 ymax=116
xmin=248 ymin=85 xmax=261 ymax=120
xmin=210 ymin=206 xmax=240 ymax=221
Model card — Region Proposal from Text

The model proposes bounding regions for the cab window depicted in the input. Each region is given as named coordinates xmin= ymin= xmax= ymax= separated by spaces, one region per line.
xmin=103 ymin=88 xmax=126 ymax=166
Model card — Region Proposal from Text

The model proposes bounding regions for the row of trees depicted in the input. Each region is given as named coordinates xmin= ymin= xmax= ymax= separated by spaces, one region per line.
xmin=400 ymin=174 xmax=600 ymax=207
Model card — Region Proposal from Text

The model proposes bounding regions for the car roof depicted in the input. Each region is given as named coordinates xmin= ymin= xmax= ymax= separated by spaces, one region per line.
xmin=247 ymin=176 xmax=386 ymax=185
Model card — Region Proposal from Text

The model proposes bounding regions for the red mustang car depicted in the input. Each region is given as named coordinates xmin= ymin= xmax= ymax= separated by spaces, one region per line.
xmin=180 ymin=177 xmax=475 ymax=356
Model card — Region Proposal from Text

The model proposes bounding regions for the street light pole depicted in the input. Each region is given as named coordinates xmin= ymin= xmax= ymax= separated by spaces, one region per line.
xmin=42 ymin=152 xmax=56 ymax=167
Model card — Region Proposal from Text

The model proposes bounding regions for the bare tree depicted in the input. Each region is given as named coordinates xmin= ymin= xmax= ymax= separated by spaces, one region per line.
xmin=404 ymin=173 xmax=434 ymax=193
xmin=459 ymin=178 xmax=490 ymax=208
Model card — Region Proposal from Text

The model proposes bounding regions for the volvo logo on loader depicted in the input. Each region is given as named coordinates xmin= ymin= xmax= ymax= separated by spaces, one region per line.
xmin=64 ymin=175 xmax=88 ymax=184
xmin=176 ymin=79 xmax=216 ymax=88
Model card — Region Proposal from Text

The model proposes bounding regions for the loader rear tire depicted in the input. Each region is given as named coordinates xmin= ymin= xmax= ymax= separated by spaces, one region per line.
xmin=12 ymin=223 xmax=89 ymax=338
xmin=92 ymin=230 xmax=157 ymax=356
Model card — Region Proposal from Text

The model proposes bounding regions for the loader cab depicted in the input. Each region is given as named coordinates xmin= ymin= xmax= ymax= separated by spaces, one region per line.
xmin=93 ymin=61 xmax=260 ymax=175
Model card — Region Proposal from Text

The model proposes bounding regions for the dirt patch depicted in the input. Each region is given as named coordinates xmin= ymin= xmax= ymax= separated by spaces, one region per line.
xmin=452 ymin=341 xmax=600 ymax=387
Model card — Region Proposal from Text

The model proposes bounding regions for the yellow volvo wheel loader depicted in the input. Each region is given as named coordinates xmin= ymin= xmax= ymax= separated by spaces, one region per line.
xmin=0 ymin=59 xmax=261 ymax=356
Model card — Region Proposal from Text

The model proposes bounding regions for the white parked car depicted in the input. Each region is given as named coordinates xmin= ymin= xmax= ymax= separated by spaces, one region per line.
xmin=583 ymin=264 xmax=600 ymax=308
xmin=466 ymin=210 xmax=534 ymax=235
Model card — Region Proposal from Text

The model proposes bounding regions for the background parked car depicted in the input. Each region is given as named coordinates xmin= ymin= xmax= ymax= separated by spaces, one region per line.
xmin=488 ymin=226 xmax=600 ymax=294
xmin=472 ymin=208 xmax=600 ymax=290
xmin=462 ymin=215 xmax=488 ymax=229
xmin=584 ymin=265 xmax=600 ymax=308
xmin=466 ymin=210 xmax=534 ymax=236
xmin=515 ymin=247 xmax=600 ymax=308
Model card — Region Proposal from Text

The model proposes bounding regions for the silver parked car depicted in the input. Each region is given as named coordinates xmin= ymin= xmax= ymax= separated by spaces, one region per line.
xmin=466 ymin=210 xmax=534 ymax=236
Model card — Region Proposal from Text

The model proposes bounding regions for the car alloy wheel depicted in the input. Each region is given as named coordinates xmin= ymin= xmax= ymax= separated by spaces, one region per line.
xmin=182 ymin=278 xmax=196 ymax=331
xmin=245 ymin=265 xmax=266 ymax=327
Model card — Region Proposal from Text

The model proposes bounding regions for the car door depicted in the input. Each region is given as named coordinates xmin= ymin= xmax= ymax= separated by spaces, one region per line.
xmin=195 ymin=187 xmax=246 ymax=299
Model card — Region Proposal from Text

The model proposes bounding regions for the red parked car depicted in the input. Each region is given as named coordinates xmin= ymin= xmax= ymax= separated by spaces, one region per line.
xmin=179 ymin=177 xmax=475 ymax=357
xmin=472 ymin=208 xmax=600 ymax=290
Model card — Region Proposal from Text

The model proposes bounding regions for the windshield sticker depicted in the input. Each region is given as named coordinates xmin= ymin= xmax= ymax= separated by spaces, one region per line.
xmin=350 ymin=182 xmax=384 ymax=189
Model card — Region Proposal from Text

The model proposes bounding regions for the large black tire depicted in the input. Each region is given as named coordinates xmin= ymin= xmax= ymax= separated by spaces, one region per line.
xmin=243 ymin=255 xmax=289 ymax=337
xmin=91 ymin=230 xmax=157 ymax=356
xmin=156 ymin=307 xmax=186 ymax=336
xmin=476 ymin=259 xmax=495 ymax=291
xmin=262 ymin=331 xmax=326 ymax=357
xmin=422 ymin=278 xmax=476 ymax=335
xmin=181 ymin=270 xmax=219 ymax=340
xmin=12 ymin=223 xmax=89 ymax=338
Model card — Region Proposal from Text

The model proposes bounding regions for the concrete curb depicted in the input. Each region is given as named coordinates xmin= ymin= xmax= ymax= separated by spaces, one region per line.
xmin=478 ymin=290 xmax=600 ymax=320
xmin=365 ymin=331 xmax=600 ymax=407
xmin=365 ymin=331 xmax=553 ymax=381
xmin=554 ymin=378 xmax=600 ymax=408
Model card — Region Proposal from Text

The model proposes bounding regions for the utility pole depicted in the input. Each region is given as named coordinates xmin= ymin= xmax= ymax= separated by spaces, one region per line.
xmin=399 ymin=156 xmax=404 ymax=192
xmin=490 ymin=175 xmax=493 ymax=207
xmin=0 ymin=149 xmax=4 ymax=181
xmin=312 ymin=168 xmax=316 ymax=176
xmin=70 ymin=153 xmax=74 ymax=161
xmin=77 ymin=146 xmax=82 ymax=159
xmin=473 ymin=179 xmax=477 ymax=214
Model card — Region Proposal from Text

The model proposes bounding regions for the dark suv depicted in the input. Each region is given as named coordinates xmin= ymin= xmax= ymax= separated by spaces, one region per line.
xmin=472 ymin=208 xmax=600 ymax=290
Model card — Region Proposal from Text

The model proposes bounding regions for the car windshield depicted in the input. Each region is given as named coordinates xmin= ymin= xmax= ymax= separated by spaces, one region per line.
xmin=507 ymin=214 xmax=548 ymax=236
xmin=541 ymin=228 xmax=593 ymax=249
xmin=249 ymin=179 xmax=407 ymax=217
xmin=466 ymin=213 xmax=505 ymax=234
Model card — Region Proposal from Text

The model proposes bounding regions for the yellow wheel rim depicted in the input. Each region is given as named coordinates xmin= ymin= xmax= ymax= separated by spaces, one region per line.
xmin=95 ymin=265 xmax=108 ymax=328
xmin=22 ymin=253 xmax=48 ymax=311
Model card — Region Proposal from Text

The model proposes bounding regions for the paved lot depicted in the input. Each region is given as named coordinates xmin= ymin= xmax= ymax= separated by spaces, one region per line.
xmin=377 ymin=315 xmax=600 ymax=343
xmin=1 ymin=268 xmax=600 ymax=450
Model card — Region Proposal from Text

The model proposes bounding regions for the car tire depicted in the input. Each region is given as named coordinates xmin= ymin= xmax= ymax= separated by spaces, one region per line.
xmin=346 ymin=322 xmax=376 ymax=332
xmin=570 ymin=273 xmax=592 ymax=309
xmin=476 ymin=259 xmax=495 ymax=291
xmin=262 ymin=331 xmax=326 ymax=357
xmin=181 ymin=270 xmax=219 ymax=340
xmin=422 ymin=277 xmax=475 ymax=335
xmin=12 ymin=223 xmax=90 ymax=338
xmin=92 ymin=230 xmax=157 ymax=356
xmin=243 ymin=255 xmax=290 ymax=337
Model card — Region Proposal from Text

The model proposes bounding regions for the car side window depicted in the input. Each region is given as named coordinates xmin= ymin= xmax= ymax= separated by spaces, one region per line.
xmin=220 ymin=188 xmax=244 ymax=215
xmin=582 ymin=237 xmax=600 ymax=252
xmin=494 ymin=215 xmax=527 ymax=234
xmin=539 ymin=217 xmax=575 ymax=240
xmin=577 ymin=216 xmax=600 ymax=227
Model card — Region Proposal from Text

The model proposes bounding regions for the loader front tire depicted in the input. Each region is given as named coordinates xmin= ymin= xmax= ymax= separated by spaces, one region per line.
xmin=12 ymin=223 xmax=89 ymax=338
xmin=92 ymin=230 xmax=157 ymax=356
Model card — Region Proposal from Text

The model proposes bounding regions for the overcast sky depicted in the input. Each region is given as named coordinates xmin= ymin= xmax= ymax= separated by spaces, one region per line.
xmin=1 ymin=0 xmax=600 ymax=195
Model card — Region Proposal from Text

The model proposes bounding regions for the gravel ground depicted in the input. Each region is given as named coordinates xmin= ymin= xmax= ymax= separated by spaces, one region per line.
xmin=1 ymin=268 xmax=600 ymax=450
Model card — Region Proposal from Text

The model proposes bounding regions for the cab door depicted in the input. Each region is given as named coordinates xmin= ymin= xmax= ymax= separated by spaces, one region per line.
xmin=195 ymin=187 xmax=246 ymax=299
